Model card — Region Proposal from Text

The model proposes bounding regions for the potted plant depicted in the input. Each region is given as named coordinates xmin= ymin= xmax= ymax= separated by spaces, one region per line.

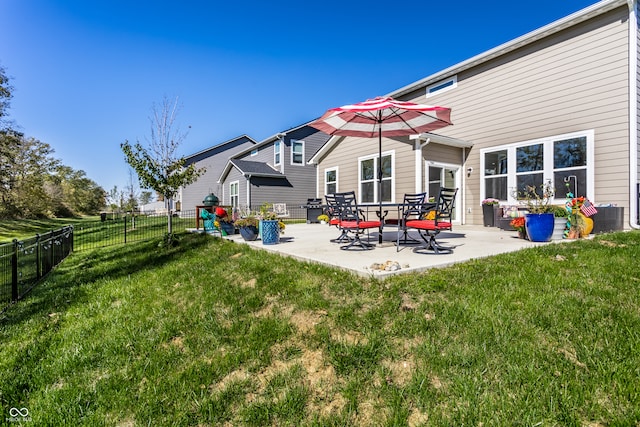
xmin=317 ymin=214 xmax=329 ymax=225
xmin=510 ymin=216 xmax=527 ymax=239
xmin=551 ymin=205 xmax=569 ymax=240
xmin=235 ymin=216 xmax=259 ymax=241
xmin=481 ymin=198 xmax=500 ymax=227
xmin=516 ymin=182 xmax=555 ymax=242
xmin=259 ymin=210 xmax=284 ymax=245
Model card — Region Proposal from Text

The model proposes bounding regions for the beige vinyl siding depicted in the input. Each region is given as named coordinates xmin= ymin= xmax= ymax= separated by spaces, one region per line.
xmin=407 ymin=6 xmax=630 ymax=225
xmin=319 ymin=137 xmax=420 ymax=203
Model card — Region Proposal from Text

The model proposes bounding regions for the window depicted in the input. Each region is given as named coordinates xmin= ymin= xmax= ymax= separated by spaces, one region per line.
xmin=426 ymin=76 xmax=457 ymax=98
xmin=291 ymin=140 xmax=304 ymax=165
xmin=230 ymin=181 xmax=239 ymax=207
xmin=250 ymin=149 xmax=258 ymax=156
xmin=325 ymin=168 xmax=337 ymax=195
xmin=484 ymin=149 xmax=508 ymax=200
xmin=274 ymin=140 xmax=281 ymax=165
xmin=480 ymin=130 xmax=593 ymax=204
xmin=359 ymin=152 xmax=393 ymax=204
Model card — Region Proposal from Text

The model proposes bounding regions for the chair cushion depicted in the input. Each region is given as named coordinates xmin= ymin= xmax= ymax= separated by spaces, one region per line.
xmin=405 ymin=219 xmax=451 ymax=230
xmin=329 ymin=218 xmax=340 ymax=226
xmin=340 ymin=220 xmax=381 ymax=229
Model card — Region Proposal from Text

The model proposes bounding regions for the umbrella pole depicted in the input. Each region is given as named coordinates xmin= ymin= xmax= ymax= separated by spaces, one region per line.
xmin=378 ymin=123 xmax=383 ymax=244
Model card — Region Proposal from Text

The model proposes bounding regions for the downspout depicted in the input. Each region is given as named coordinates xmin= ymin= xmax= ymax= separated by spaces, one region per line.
xmin=628 ymin=0 xmax=640 ymax=228
xmin=462 ymin=147 xmax=467 ymax=225
xmin=246 ymin=174 xmax=251 ymax=210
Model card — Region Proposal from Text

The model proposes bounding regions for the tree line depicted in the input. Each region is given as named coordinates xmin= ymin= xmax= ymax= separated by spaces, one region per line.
xmin=0 ymin=65 xmax=105 ymax=219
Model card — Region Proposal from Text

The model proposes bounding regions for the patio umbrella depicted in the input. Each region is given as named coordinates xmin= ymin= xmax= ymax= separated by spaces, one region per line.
xmin=310 ymin=96 xmax=453 ymax=243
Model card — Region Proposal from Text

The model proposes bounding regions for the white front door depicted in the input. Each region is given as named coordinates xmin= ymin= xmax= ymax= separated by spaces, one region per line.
xmin=426 ymin=162 xmax=461 ymax=223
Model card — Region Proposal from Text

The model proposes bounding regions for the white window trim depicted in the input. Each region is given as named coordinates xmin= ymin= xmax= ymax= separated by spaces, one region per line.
xmin=426 ymin=75 xmax=457 ymax=98
xmin=357 ymin=150 xmax=395 ymax=204
xmin=480 ymin=129 xmax=595 ymax=204
xmin=274 ymin=140 xmax=281 ymax=166
xmin=324 ymin=166 xmax=338 ymax=195
xmin=290 ymin=139 xmax=305 ymax=166
xmin=229 ymin=180 xmax=239 ymax=207
xmin=425 ymin=161 xmax=462 ymax=223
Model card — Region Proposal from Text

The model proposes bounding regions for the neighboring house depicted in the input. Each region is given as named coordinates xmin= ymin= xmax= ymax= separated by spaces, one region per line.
xmin=310 ymin=0 xmax=640 ymax=229
xmin=178 ymin=135 xmax=256 ymax=212
xmin=218 ymin=122 xmax=331 ymax=212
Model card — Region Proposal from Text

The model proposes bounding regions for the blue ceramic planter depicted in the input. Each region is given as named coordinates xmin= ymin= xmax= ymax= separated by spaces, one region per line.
xmin=261 ymin=220 xmax=280 ymax=245
xmin=525 ymin=213 xmax=554 ymax=242
xmin=239 ymin=225 xmax=259 ymax=241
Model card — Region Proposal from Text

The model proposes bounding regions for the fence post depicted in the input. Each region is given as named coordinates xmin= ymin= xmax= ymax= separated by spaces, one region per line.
xmin=49 ymin=231 xmax=54 ymax=270
xmin=35 ymin=233 xmax=41 ymax=279
xmin=124 ymin=215 xmax=127 ymax=244
xmin=11 ymin=239 xmax=18 ymax=302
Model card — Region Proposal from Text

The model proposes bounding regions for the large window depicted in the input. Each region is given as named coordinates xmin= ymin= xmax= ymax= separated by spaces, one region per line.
xmin=481 ymin=130 xmax=593 ymax=203
xmin=325 ymin=168 xmax=337 ymax=195
xmin=291 ymin=140 xmax=304 ymax=165
xmin=359 ymin=152 xmax=393 ymax=204
xmin=230 ymin=181 xmax=239 ymax=207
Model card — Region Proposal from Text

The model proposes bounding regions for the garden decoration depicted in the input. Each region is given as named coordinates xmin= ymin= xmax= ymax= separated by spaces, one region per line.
xmin=563 ymin=182 xmax=597 ymax=238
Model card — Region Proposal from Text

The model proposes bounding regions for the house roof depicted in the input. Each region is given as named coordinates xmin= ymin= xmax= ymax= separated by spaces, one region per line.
xmin=308 ymin=132 xmax=472 ymax=165
xmin=184 ymin=134 xmax=257 ymax=161
xmin=218 ymin=159 xmax=286 ymax=183
xmin=390 ymin=0 xmax=627 ymax=99
xmin=229 ymin=119 xmax=322 ymax=159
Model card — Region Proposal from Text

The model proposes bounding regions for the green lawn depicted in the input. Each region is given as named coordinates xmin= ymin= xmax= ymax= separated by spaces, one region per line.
xmin=1 ymin=230 xmax=639 ymax=425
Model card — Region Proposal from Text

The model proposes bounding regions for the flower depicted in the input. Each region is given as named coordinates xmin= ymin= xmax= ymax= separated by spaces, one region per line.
xmin=510 ymin=216 xmax=526 ymax=232
xmin=235 ymin=216 xmax=259 ymax=228
xmin=482 ymin=198 xmax=500 ymax=206
xmin=317 ymin=214 xmax=329 ymax=222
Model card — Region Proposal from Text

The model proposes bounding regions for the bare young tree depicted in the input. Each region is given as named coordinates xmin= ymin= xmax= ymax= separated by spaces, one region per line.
xmin=121 ymin=96 xmax=205 ymax=235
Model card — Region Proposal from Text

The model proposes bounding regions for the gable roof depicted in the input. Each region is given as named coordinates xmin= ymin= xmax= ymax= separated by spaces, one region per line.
xmin=218 ymin=159 xmax=286 ymax=183
xmin=229 ymin=119 xmax=322 ymax=160
xmin=184 ymin=134 xmax=257 ymax=163
xmin=390 ymin=0 xmax=626 ymax=99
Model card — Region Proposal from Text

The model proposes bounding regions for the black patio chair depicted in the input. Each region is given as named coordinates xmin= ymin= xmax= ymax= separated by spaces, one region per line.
xmin=325 ymin=193 xmax=350 ymax=243
xmin=397 ymin=187 xmax=458 ymax=254
xmin=396 ymin=192 xmax=427 ymax=246
xmin=334 ymin=191 xmax=381 ymax=250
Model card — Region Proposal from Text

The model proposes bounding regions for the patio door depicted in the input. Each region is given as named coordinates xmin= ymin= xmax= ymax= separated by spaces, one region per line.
xmin=426 ymin=162 xmax=461 ymax=223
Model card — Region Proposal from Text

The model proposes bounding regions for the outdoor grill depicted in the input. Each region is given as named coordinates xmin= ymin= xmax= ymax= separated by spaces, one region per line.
xmin=302 ymin=198 xmax=323 ymax=223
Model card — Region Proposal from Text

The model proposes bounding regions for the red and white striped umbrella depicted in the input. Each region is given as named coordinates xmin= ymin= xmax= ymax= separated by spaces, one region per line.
xmin=310 ymin=96 xmax=453 ymax=244
xmin=309 ymin=96 xmax=452 ymax=137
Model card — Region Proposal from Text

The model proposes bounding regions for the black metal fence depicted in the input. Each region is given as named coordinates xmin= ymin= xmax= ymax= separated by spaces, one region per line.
xmin=72 ymin=211 xmax=196 ymax=251
xmin=1 ymin=226 xmax=74 ymax=314
xmin=0 ymin=207 xmax=311 ymax=314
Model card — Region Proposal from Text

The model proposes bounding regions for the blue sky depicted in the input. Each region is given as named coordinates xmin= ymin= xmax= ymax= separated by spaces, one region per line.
xmin=1 ymin=0 xmax=598 ymax=194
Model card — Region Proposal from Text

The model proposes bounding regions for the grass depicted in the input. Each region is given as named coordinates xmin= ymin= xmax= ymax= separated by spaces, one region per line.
xmin=0 ymin=229 xmax=639 ymax=425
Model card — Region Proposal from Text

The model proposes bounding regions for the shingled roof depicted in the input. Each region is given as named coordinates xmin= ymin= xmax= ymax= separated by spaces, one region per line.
xmin=229 ymin=159 xmax=285 ymax=178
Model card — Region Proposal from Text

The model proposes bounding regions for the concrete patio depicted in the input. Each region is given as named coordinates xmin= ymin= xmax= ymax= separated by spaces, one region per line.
xmin=213 ymin=223 xmax=555 ymax=278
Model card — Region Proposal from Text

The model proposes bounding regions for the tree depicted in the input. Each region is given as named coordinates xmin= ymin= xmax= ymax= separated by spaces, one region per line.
xmin=121 ymin=96 xmax=205 ymax=234
xmin=0 ymin=65 xmax=13 ymax=130
xmin=139 ymin=190 xmax=154 ymax=206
